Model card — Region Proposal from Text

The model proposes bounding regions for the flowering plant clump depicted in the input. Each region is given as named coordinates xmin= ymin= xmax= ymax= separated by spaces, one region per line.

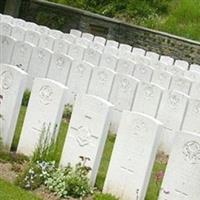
xmin=16 ymin=157 xmax=93 ymax=198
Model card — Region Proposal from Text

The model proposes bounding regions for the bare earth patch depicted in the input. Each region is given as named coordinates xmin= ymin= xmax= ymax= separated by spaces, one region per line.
xmin=0 ymin=162 xmax=17 ymax=183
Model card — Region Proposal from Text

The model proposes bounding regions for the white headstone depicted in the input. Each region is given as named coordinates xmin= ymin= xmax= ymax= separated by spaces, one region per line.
xmin=116 ymin=58 xmax=136 ymax=75
xmin=70 ymin=29 xmax=82 ymax=37
xmin=0 ymin=64 xmax=27 ymax=148
xmin=109 ymin=74 xmax=139 ymax=132
xmin=146 ymin=51 xmax=160 ymax=61
xmin=158 ymin=131 xmax=200 ymax=200
xmin=14 ymin=18 xmax=26 ymax=28
xmin=1 ymin=15 xmax=13 ymax=24
xmin=47 ymin=53 xmax=72 ymax=85
xmin=184 ymin=70 xmax=200 ymax=82
xmin=190 ymin=82 xmax=200 ymax=99
xmin=28 ymin=47 xmax=52 ymax=80
xmin=49 ymin=29 xmax=63 ymax=39
xmin=36 ymin=25 xmax=50 ymax=35
xmin=119 ymin=43 xmax=132 ymax=52
xmin=84 ymin=48 xmax=101 ymax=66
xmin=68 ymin=44 xmax=86 ymax=61
xmin=103 ymin=111 xmax=162 ymax=200
xmin=26 ymin=22 xmax=38 ymax=31
xmin=88 ymin=67 xmax=115 ymax=100
xmin=132 ymin=82 xmax=163 ymax=117
xmin=11 ymin=41 xmax=33 ymax=71
xmin=174 ymin=59 xmax=189 ymax=70
xmin=82 ymin=32 xmax=94 ymax=41
xmin=0 ymin=22 xmax=12 ymax=36
xmin=53 ymin=38 xmax=71 ymax=54
xmin=94 ymin=36 xmax=106 ymax=45
xmin=104 ymin=46 xmax=119 ymax=56
xmin=67 ymin=61 xmax=93 ymax=104
xmin=168 ymin=65 xmax=185 ymax=76
xmin=106 ymin=40 xmax=119 ymax=48
xmin=0 ymin=35 xmax=15 ymax=64
xmin=60 ymin=94 xmax=112 ymax=185
xmin=132 ymin=47 xmax=145 ymax=56
xmin=76 ymin=37 xmax=91 ymax=48
xmin=90 ymin=42 xmax=104 ymax=52
xmin=38 ymin=34 xmax=55 ymax=50
xmin=64 ymin=33 xmax=76 ymax=43
xmin=11 ymin=26 xmax=25 ymax=41
xmin=25 ymin=30 xmax=41 ymax=46
xmin=190 ymin=64 xmax=200 ymax=73
xmin=17 ymin=78 xmax=67 ymax=156
xmin=160 ymin=55 xmax=174 ymax=65
xmin=170 ymin=76 xmax=192 ymax=95
xmin=133 ymin=64 xmax=153 ymax=82
xmin=99 ymin=53 xmax=118 ymax=70
xmin=182 ymin=98 xmax=200 ymax=134
xmin=157 ymin=90 xmax=189 ymax=153
xmin=151 ymin=69 xmax=172 ymax=89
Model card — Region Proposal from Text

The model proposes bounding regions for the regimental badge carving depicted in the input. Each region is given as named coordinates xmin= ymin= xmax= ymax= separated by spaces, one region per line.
xmin=133 ymin=120 xmax=147 ymax=136
xmin=193 ymin=103 xmax=200 ymax=114
xmin=122 ymin=61 xmax=129 ymax=69
xmin=139 ymin=67 xmax=146 ymax=74
xmin=144 ymin=86 xmax=154 ymax=99
xmin=175 ymin=78 xmax=185 ymax=88
xmin=19 ymin=45 xmax=26 ymax=56
xmin=0 ymin=71 xmax=13 ymax=90
xmin=105 ymin=57 xmax=112 ymax=64
xmin=71 ymin=47 xmax=79 ymax=56
xmin=88 ymin=49 xmax=94 ymax=57
xmin=56 ymin=57 xmax=65 ymax=69
xmin=76 ymin=64 xmax=85 ymax=76
xmin=183 ymin=141 xmax=200 ymax=164
xmin=120 ymin=78 xmax=130 ymax=92
xmin=39 ymin=85 xmax=53 ymax=105
xmin=76 ymin=126 xmax=91 ymax=147
xmin=158 ymin=73 xmax=167 ymax=82
xmin=168 ymin=93 xmax=180 ymax=109
xmin=98 ymin=71 xmax=107 ymax=84
xmin=38 ymin=50 xmax=45 ymax=61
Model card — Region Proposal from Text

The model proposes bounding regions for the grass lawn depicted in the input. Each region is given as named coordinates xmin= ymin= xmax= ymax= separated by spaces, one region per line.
xmin=0 ymin=178 xmax=41 ymax=200
xmin=8 ymin=105 xmax=166 ymax=200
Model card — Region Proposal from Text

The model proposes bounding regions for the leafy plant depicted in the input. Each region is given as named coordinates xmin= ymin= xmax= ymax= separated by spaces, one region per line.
xmin=62 ymin=104 xmax=73 ymax=122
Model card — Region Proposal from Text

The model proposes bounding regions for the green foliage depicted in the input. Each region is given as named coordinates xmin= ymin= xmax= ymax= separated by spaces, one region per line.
xmin=94 ymin=193 xmax=119 ymax=200
xmin=0 ymin=178 xmax=41 ymax=200
xmin=45 ymin=160 xmax=93 ymax=198
xmin=62 ymin=104 xmax=73 ymax=122
xmin=31 ymin=123 xmax=58 ymax=164
xmin=22 ymin=90 xmax=31 ymax=107
xmin=48 ymin=0 xmax=200 ymax=41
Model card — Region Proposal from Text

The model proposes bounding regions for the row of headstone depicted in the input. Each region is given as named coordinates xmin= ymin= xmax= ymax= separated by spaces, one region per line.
xmin=1 ymin=14 xmax=200 ymax=75
xmin=1 ymin=64 xmax=199 ymax=200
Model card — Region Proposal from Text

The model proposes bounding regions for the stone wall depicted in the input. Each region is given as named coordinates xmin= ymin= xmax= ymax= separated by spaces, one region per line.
xmin=4 ymin=0 xmax=200 ymax=64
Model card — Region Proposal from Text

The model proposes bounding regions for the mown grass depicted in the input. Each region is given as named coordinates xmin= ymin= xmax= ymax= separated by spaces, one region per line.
xmin=8 ymin=106 xmax=166 ymax=200
xmin=0 ymin=178 xmax=41 ymax=200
